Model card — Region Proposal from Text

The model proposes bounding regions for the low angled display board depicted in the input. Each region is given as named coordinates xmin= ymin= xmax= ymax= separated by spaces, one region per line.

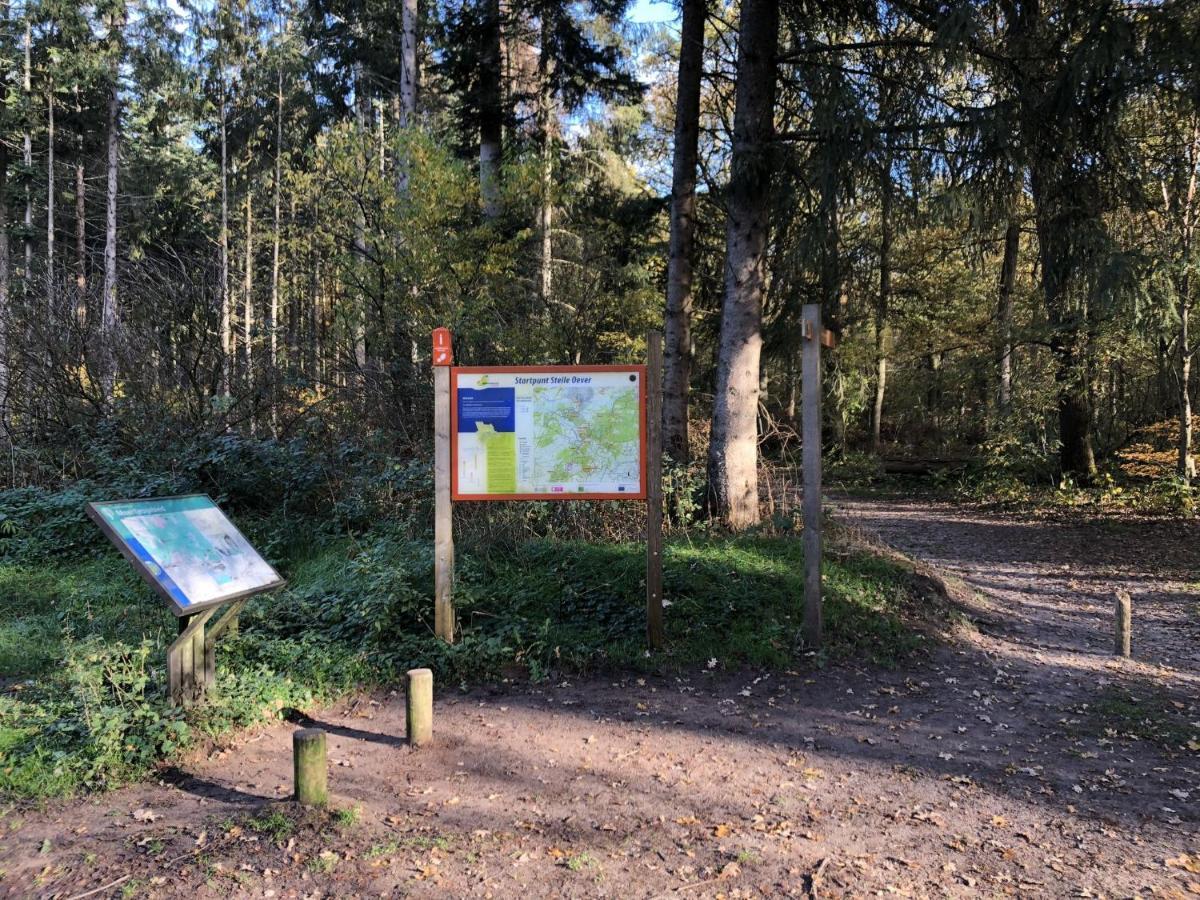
xmin=451 ymin=365 xmax=647 ymax=500
xmin=86 ymin=495 xmax=285 ymax=616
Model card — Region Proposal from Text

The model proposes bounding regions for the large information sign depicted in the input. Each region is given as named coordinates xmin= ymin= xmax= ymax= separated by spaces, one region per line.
xmin=86 ymin=495 xmax=285 ymax=616
xmin=451 ymin=365 xmax=647 ymax=500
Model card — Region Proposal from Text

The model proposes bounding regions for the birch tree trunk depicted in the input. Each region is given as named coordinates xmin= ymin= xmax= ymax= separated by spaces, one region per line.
xmin=996 ymin=216 xmax=1020 ymax=419
xmin=46 ymin=78 xmax=54 ymax=314
xmin=1177 ymin=123 xmax=1198 ymax=481
xmin=478 ymin=0 xmax=503 ymax=218
xmin=243 ymin=191 xmax=253 ymax=387
xmin=537 ymin=16 xmax=554 ymax=308
xmin=99 ymin=5 xmax=124 ymax=403
xmin=706 ymin=0 xmax=778 ymax=528
xmin=75 ymin=86 xmax=86 ymax=327
xmin=662 ymin=0 xmax=704 ymax=465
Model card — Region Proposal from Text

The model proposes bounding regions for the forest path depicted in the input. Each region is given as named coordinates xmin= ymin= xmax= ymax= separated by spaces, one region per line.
xmin=835 ymin=494 xmax=1200 ymax=678
xmin=4 ymin=499 xmax=1199 ymax=899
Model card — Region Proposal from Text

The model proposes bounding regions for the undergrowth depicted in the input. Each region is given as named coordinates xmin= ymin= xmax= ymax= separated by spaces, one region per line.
xmin=0 ymin=435 xmax=931 ymax=801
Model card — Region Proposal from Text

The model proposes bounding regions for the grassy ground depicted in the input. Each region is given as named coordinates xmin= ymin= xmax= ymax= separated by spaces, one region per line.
xmin=0 ymin=517 xmax=928 ymax=801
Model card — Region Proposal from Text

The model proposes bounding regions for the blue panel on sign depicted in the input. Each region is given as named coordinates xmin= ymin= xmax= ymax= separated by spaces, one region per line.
xmin=457 ymin=388 xmax=516 ymax=433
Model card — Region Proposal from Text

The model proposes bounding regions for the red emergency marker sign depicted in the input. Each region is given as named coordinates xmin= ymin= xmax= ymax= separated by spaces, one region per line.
xmin=432 ymin=328 xmax=453 ymax=366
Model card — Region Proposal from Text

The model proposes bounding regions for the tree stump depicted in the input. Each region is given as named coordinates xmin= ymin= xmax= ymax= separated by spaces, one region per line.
xmin=407 ymin=668 xmax=433 ymax=747
xmin=293 ymin=728 xmax=328 ymax=806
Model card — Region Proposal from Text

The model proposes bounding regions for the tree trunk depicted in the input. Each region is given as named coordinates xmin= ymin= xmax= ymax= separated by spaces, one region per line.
xmin=872 ymin=152 xmax=893 ymax=454
xmin=269 ymin=64 xmax=282 ymax=422
xmin=996 ymin=216 xmax=1020 ymax=419
xmin=1031 ymin=163 xmax=1097 ymax=482
xmin=706 ymin=0 xmax=778 ymax=529
xmin=478 ymin=0 xmax=502 ymax=218
xmin=537 ymin=15 xmax=554 ymax=308
xmin=46 ymin=76 xmax=54 ymax=313
xmin=75 ymin=86 xmax=86 ymax=327
xmin=663 ymin=0 xmax=704 ymax=465
xmin=1181 ymin=299 xmax=1194 ymax=481
xmin=0 ymin=141 xmax=9 ymax=422
xmin=397 ymin=0 xmax=417 ymax=193
xmin=22 ymin=17 xmax=32 ymax=292
xmin=352 ymin=65 xmax=369 ymax=377
xmin=1178 ymin=124 xmax=1197 ymax=482
xmin=100 ymin=7 xmax=124 ymax=403
xmin=219 ymin=66 xmax=231 ymax=397
xmin=243 ymin=191 xmax=253 ymax=387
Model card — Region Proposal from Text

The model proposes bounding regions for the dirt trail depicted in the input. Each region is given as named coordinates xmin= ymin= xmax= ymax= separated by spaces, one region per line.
xmin=3 ymin=498 xmax=1198 ymax=899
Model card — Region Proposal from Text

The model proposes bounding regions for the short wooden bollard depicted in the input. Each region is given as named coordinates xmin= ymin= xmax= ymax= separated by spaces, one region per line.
xmin=293 ymin=728 xmax=328 ymax=806
xmin=1114 ymin=590 xmax=1132 ymax=657
xmin=406 ymin=668 xmax=433 ymax=747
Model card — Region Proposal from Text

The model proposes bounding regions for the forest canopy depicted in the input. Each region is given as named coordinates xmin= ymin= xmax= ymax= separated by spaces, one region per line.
xmin=0 ymin=0 xmax=1196 ymax=522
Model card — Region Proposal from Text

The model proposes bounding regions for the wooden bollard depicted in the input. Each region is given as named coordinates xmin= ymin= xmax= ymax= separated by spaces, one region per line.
xmin=293 ymin=728 xmax=328 ymax=806
xmin=1114 ymin=590 xmax=1131 ymax=657
xmin=406 ymin=668 xmax=433 ymax=747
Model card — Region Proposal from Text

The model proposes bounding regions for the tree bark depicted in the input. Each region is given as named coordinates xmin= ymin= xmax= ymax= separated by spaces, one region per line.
xmin=46 ymin=75 xmax=54 ymax=313
xmin=706 ymin=0 xmax=778 ymax=529
xmin=219 ymin=59 xmax=231 ymax=397
xmin=270 ymin=61 xmax=282 ymax=428
xmin=537 ymin=15 xmax=554 ymax=308
xmin=478 ymin=0 xmax=502 ymax=218
xmin=872 ymin=152 xmax=893 ymax=454
xmin=22 ymin=17 xmax=32 ymax=292
xmin=397 ymin=0 xmax=417 ymax=196
xmin=1177 ymin=123 xmax=1198 ymax=482
xmin=996 ymin=216 xmax=1020 ymax=419
xmin=243 ymin=191 xmax=253 ymax=386
xmin=100 ymin=5 xmax=124 ymax=403
xmin=75 ymin=85 xmax=86 ymax=327
xmin=1031 ymin=162 xmax=1096 ymax=482
xmin=663 ymin=0 xmax=704 ymax=465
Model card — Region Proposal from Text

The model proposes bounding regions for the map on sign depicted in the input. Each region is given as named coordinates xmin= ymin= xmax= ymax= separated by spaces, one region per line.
xmin=452 ymin=366 xmax=646 ymax=500
xmin=86 ymin=495 xmax=285 ymax=615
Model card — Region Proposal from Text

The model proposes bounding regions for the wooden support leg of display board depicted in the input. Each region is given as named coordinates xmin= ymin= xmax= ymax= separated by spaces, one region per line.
xmin=169 ymin=607 xmax=218 ymax=707
xmin=434 ymin=363 xmax=456 ymax=643
xmin=801 ymin=304 xmax=823 ymax=650
xmin=646 ymin=330 xmax=665 ymax=649
xmin=203 ymin=598 xmax=250 ymax=694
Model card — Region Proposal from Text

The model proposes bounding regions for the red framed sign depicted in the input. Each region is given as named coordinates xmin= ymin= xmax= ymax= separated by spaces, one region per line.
xmin=450 ymin=365 xmax=647 ymax=501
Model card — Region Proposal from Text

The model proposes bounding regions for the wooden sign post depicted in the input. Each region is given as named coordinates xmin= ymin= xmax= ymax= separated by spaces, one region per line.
xmin=432 ymin=329 xmax=455 ymax=643
xmin=801 ymin=305 xmax=827 ymax=650
xmin=430 ymin=328 xmax=663 ymax=648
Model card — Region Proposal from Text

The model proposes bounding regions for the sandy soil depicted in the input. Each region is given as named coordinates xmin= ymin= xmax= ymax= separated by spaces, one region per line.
xmin=2 ymin=497 xmax=1198 ymax=899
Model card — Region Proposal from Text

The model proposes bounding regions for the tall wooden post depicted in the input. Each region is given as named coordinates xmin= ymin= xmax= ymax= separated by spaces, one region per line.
xmin=646 ymin=330 xmax=665 ymax=649
xmin=433 ymin=329 xmax=455 ymax=643
xmin=801 ymin=305 xmax=823 ymax=649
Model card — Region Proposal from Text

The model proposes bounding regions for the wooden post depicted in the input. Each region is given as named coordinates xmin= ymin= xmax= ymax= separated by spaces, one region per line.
xmin=646 ymin=330 xmax=665 ymax=649
xmin=801 ymin=304 xmax=823 ymax=650
xmin=434 ymin=355 xmax=455 ymax=643
xmin=293 ymin=728 xmax=328 ymax=806
xmin=203 ymin=598 xmax=249 ymax=696
xmin=166 ymin=607 xmax=217 ymax=706
xmin=406 ymin=668 xmax=433 ymax=747
xmin=1114 ymin=590 xmax=1131 ymax=657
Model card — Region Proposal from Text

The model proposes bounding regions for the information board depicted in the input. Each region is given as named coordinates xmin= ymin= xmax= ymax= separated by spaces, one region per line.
xmin=86 ymin=495 xmax=285 ymax=615
xmin=451 ymin=366 xmax=647 ymax=500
